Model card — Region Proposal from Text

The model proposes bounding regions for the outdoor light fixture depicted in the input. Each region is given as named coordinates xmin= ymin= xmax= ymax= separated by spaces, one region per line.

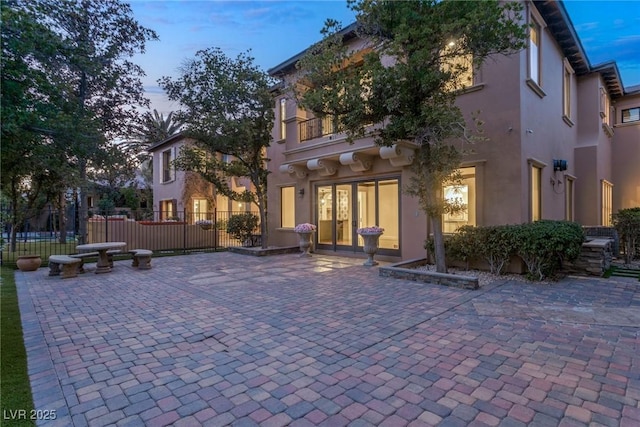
xmin=553 ymin=159 xmax=568 ymax=172
xmin=298 ymin=188 xmax=305 ymax=197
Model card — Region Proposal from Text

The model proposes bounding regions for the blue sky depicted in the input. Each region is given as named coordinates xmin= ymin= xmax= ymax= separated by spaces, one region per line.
xmin=129 ymin=0 xmax=640 ymax=115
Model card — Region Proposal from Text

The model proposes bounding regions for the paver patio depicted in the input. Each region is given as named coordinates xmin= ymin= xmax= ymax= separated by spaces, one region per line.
xmin=14 ymin=252 xmax=640 ymax=426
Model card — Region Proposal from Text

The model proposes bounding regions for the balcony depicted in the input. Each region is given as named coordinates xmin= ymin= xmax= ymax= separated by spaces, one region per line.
xmin=299 ymin=116 xmax=338 ymax=142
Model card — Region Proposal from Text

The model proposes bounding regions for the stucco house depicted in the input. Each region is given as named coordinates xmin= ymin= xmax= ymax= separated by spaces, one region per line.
xmin=265 ymin=0 xmax=640 ymax=261
xmin=148 ymin=133 xmax=256 ymax=223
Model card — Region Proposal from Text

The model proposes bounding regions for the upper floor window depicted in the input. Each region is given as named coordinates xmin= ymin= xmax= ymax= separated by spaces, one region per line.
xmin=600 ymin=87 xmax=613 ymax=137
xmin=622 ymin=107 xmax=639 ymax=123
xmin=529 ymin=17 xmax=542 ymax=87
xmin=279 ymin=98 xmax=287 ymax=140
xmin=562 ymin=60 xmax=574 ymax=125
xmin=442 ymin=40 xmax=474 ymax=91
xmin=162 ymin=149 xmax=174 ymax=183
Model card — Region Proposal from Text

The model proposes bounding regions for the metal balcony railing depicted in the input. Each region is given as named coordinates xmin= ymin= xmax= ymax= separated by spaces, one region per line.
xmin=299 ymin=116 xmax=337 ymax=142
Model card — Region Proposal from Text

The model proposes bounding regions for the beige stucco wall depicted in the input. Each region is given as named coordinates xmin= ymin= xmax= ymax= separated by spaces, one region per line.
xmin=612 ymin=92 xmax=640 ymax=210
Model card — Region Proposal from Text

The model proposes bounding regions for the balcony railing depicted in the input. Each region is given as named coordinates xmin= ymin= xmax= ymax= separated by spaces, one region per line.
xmin=299 ymin=116 xmax=337 ymax=142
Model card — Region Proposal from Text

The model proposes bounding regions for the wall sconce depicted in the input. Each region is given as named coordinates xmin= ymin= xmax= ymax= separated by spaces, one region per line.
xmin=298 ymin=188 xmax=305 ymax=197
xmin=553 ymin=159 xmax=567 ymax=172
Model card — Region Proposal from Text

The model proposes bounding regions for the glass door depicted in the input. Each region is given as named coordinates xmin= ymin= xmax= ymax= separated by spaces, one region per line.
xmin=315 ymin=179 xmax=399 ymax=255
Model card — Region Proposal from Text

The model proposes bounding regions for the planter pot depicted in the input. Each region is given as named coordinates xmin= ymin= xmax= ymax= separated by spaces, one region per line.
xmin=16 ymin=255 xmax=42 ymax=272
xmin=198 ymin=224 xmax=213 ymax=230
xmin=359 ymin=232 xmax=383 ymax=266
xmin=297 ymin=232 xmax=313 ymax=257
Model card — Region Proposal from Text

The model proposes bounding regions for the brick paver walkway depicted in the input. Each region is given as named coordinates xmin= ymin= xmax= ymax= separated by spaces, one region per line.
xmin=14 ymin=252 xmax=640 ymax=426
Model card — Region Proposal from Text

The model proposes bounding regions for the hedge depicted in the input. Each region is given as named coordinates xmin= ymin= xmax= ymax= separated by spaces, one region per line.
xmin=443 ymin=220 xmax=585 ymax=280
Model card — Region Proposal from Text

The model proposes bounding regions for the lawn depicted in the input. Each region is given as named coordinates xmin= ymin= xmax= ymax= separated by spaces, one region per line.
xmin=0 ymin=267 xmax=36 ymax=427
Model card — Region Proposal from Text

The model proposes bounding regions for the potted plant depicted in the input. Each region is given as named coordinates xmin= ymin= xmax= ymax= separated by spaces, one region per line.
xmin=357 ymin=226 xmax=384 ymax=266
xmin=196 ymin=219 xmax=214 ymax=230
xmin=294 ymin=223 xmax=317 ymax=257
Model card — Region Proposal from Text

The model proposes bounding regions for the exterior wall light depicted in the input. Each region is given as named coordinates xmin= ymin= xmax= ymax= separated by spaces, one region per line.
xmin=553 ymin=159 xmax=567 ymax=172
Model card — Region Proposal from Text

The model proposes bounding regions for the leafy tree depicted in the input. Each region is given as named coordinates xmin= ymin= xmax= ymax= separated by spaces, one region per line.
xmin=1 ymin=1 xmax=70 ymax=249
xmin=159 ymin=48 xmax=274 ymax=249
xmin=25 ymin=0 xmax=158 ymax=243
xmin=294 ymin=0 xmax=527 ymax=272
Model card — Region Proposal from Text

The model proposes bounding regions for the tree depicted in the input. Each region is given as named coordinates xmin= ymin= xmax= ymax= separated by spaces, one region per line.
xmin=295 ymin=0 xmax=527 ymax=272
xmin=124 ymin=109 xmax=183 ymax=164
xmin=159 ymin=48 xmax=274 ymax=249
xmin=29 ymin=0 xmax=158 ymax=243
xmin=1 ymin=0 xmax=71 ymax=249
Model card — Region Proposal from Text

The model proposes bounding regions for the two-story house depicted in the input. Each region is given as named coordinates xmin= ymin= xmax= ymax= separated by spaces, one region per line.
xmin=265 ymin=0 xmax=639 ymax=261
xmin=148 ymin=133 xmax=257 ymax=223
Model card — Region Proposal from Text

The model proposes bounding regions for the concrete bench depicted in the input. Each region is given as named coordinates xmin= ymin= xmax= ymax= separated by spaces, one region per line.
xmin=130 ymin=249 xmax=152 ymax=270
xmin=106 ymin=249 xmax=122 ymax=267
xmin=49 ymin=255 xmax=83 ymax=279
xmin=69 ymin=252 xmax=99 ymax=274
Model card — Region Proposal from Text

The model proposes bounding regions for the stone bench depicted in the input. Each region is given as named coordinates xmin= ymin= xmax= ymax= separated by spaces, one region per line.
xmin=48 ymin=255 xmax=83 ymax=279
xmin=69 ymin=252 xmax=99 ymax=274
xmin=106 ymin=249 xmax=122 ymax=267
xmin=130 ymin=249 xmax=152 ymax=270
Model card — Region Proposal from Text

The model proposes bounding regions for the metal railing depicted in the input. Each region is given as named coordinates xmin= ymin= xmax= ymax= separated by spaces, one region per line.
xmin=299 ymin=116 xmax=337 ymax=142
xmin=1 ymin=207 xmax=260 ymax=267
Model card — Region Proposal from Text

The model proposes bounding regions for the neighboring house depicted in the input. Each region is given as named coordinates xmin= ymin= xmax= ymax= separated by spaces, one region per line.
xmin=265 ymin=0 xmax=640 ymax=261
xmin=148 ymin=133 xmax=256 ymax=222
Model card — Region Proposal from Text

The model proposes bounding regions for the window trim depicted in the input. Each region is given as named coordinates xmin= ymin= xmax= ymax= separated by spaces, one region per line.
xmin=621 ymin=107 xmax=640 ymax=124
xmin=564 ymin=174 xmax=575 ymax=221
xmin=528 ymin=158 xmax=546 ymax=222
xmin=279 ymin=185 xmax=296 ymax=229
xmin=562 ymin=59 xmax=574 ymax=126
xmin=601 ymin=180 xmax=613 ymax=227
xmin=161 ymin=148 xmax=175 ymax=184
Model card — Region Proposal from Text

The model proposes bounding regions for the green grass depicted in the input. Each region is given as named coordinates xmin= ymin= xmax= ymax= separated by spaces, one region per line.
xmin=2 ymin=242 xmax=77 ymax=268
xmin=0 ymin=267 xmax=36 ymax=427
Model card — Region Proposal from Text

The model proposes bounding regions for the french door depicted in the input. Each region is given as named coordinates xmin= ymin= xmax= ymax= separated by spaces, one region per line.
xmin=316 ymin=179 xmax=400 ymax=255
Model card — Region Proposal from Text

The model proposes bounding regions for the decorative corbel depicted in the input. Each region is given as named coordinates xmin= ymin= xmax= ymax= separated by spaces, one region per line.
xmin=379 ymin=144 xmax=415 ymax=167
xmin=339 ymin=152 xmax=372 ymax=172
xmin=306 ymin=158 xmax=338 ymax=176
xmin=278 ymin=164 xmax=308 ymax=178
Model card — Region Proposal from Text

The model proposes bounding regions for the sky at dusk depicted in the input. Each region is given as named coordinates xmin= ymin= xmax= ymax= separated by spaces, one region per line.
xmin=129 ymin=0 xmax=640 ymax=115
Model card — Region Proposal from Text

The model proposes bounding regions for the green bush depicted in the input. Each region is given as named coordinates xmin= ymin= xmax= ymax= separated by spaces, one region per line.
xmin=226 ymin=213 xmax=259 ymax=245
xmin=478 ymin=225 xmax=518 ymax=275
xmin=611 ymin=207 xmax=640 ymax=263
xmin=446 ymin=225 xmax=482 ymax=270
xmin=514 ymin=220 xmax=584 ymax=280
xmin=443 ymin=220 xmax=584 ymax=280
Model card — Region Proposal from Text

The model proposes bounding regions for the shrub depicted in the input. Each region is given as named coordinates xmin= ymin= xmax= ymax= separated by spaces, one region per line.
xmin=611 ymin=207 xmax=640 ymax=263
xmin=446 ymin=225 xmax=481 ymax=270
xmin=515 ymin=220 xmax=584 ymax=280
xmin=226 ymin=213 xmax=259 ymax=245
xmin=478 ymin=225 xmax=518 ymax=275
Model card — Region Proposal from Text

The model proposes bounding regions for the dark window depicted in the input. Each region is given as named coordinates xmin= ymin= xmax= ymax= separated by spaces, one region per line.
xmin=622 ymin=107 xmax=639 ymax=123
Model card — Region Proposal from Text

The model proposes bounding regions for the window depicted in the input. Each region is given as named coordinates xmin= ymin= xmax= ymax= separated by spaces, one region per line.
xmin=601 ymin=180 xmax=613 ymax=226
xmin=442 ymin=40 xmax=474 ymax=91
xmin=159 ymin=199 xmax=176 ymax=220
xmin=192 ymin=198 xmax=209 ymax=223
xmin=531 ymin=164 xmax=542 ymax=221
xmin=562 ymin=60 xmax=574 ymax=124
xmin=279 ymin=98 xmax=287 ymax=140
xmin=622 ymin=107 xmax=640 ymax=123
xmin=529 ymin=17 xmax=542 ymax=87
xmin=280 ymin=186 xmax=295 ymax=228
xmin=443 ymin=167 xmax=476 ymax=233
xmin=565 ymin=176 xmax=574 ymax=221
xmin=162 ymin=149 xmax=174 ymax=183
xmin=600 ymin=87 xmax=613 ymax=136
